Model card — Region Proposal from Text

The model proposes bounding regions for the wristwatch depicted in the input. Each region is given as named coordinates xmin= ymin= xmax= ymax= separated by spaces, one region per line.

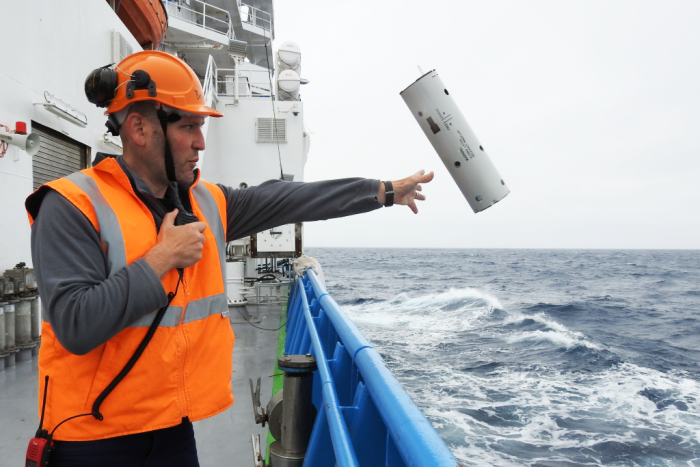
xmin=382 ymin=181 xmax=394 ymax=207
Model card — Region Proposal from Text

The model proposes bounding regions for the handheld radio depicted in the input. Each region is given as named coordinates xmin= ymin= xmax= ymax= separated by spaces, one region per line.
xmin=26 ymin=376 xmax=52 ymax=467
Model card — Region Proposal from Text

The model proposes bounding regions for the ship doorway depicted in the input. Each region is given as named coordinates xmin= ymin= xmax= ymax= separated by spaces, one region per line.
xmin=30 ymin=122 xmax=89 ymax=190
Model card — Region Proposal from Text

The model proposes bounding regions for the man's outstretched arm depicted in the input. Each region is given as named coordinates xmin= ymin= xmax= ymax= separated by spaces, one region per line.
xmin=220 ymin=171 xmax=434 ymax=242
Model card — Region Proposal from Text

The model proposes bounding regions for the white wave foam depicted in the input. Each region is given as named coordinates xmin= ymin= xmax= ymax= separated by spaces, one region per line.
xmin=404 ymin=362 xmax=700 ymax=465
xmin=506 ymin=329 xmax=600 ymax=350
xmin=343 ymin=289 xmax=605 ymax=355
xmin=342 ymin=287 xmax=503 ymax=333
xmin=504 ymin=311 xmax=567 ymax=332
xmin=501 ymin=312 xmax=601 ymax=350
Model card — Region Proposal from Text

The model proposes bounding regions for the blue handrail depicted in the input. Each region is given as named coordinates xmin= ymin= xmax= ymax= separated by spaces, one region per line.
xmin=296 ymin=278 xmax=360 ymax=467
xmin=284 ymin=269 xmax=460 ymax=467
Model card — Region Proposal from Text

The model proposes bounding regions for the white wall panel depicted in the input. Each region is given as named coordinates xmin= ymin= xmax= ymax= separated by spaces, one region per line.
xmin=0 ymin=0 xmax=140 ymax=270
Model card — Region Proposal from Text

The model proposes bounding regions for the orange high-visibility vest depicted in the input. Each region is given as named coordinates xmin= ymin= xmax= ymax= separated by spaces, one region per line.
xmin=26 ymin=157 xmax=233 ymax=441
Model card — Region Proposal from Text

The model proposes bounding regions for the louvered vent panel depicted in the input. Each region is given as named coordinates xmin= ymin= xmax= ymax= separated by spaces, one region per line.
xmin=228 ymin=39 xmax=247 ymax=58
xmin=31 ymin=123 xmax=88 ymax=190
xmin=112 ymin=30 xmax=133 ymax=63
xmin=256 ymin=118 xmax=287 ymax=143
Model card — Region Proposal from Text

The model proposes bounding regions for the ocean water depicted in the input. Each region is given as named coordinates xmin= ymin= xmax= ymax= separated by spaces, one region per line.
xmin=304 ymin=248 xmax=700 ymax=467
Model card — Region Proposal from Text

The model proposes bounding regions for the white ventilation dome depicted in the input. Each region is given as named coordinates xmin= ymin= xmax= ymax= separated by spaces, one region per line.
xmin=277 ymin=69 xmax=301 ymax=101
xmin=277 ymin=40 xmax=301 ymax=73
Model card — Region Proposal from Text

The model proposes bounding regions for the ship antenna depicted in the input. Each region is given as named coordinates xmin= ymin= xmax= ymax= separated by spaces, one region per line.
xmin=418 ymin=65 xmax=424 ymax=75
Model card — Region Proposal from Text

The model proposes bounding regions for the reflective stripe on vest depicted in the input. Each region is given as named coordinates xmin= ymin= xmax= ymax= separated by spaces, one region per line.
xmin=66 ymin=172 xmax=127 ymax=278
xmin=129 ymin=306 xmax=184 ymax=327
xmin=192 ymin=182 xmax=227 ymax=288
xmin=127 ymin=293 xmax=228 ymax=327
xmin=183 ymin=293 xmax=228 ymax=323
xmin=65 ymin=171 xmax=227 ymax=328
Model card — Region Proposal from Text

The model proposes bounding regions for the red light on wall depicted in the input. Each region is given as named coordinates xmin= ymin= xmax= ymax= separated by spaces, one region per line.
xmin=15 ymin=122 xmax=27 ymax=135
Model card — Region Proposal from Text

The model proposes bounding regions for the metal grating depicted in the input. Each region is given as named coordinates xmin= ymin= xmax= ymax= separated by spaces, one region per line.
xmin=112 ymin=30 xmax=133 ymax=63
xmin=256 ymin=118 xmax=287 ymax=143
xmin=31 ymin=122 xmax=88 ymax=190
xmin=228 ymin=39 xmax=247 ymax=58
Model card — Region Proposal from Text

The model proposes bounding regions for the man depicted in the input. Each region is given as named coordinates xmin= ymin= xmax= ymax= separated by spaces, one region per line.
xmin=26 ymin=51 xmax=432 ymax=466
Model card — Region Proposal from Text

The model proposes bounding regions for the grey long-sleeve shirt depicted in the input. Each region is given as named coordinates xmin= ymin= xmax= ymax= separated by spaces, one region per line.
xmin=31 ymin=164 xmax=381 ymax=355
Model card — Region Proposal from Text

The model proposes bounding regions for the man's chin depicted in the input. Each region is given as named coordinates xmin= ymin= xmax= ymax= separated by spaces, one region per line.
xmin=176 ymin=170 xmax=196 ymax=186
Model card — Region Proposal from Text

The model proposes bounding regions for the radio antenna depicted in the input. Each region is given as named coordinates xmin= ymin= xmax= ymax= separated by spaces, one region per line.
xmin=36 ymin=376 xmax=49 ymax=437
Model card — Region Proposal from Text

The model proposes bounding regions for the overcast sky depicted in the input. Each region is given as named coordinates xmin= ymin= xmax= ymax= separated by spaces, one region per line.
xmin=274 ymin=1 xmax=700 ymax=249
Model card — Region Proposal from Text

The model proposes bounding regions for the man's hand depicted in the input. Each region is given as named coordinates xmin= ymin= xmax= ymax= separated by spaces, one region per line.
xmin=144 ymin=209 xmax=207 ymax=279
xmin=377 ymin=170 xmax=434 ymax=214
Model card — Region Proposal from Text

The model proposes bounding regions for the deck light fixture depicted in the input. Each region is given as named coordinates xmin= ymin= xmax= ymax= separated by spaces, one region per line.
xmin=35 ymin=91 xmax=88 ymax=128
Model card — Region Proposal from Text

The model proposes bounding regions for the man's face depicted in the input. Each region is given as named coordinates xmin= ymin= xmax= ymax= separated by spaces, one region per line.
xmin=166 ymin=115 xmax=207 ymax=185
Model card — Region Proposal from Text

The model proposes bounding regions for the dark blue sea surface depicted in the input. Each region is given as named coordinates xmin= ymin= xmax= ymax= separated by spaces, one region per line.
xmin=305 ymin=248 xmax=700 ymax=467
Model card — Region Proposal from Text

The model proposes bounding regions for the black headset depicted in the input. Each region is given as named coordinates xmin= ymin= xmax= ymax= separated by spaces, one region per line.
xmin=84 ymin=65 xmax=157 ymax=136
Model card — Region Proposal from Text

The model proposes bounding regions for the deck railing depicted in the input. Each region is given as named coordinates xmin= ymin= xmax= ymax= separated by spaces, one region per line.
xmin=215 ymin=69 xmax=272 ymax=98
xmin=164 ymin=0 xmax=234 ymax=39
xmin=240 ymin=3 xmax=272 ymax=32
xmin=284 ymin=269 xmax=460 ymax=467
xmin=202 ymin=55 xmax=218 ymax=105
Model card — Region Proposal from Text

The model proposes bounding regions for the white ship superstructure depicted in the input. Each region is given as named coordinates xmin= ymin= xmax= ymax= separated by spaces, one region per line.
xmin=0 ymin=1 xmax=307 ymax=463
xmin=0 ymin=0 xmax=308 ymax=313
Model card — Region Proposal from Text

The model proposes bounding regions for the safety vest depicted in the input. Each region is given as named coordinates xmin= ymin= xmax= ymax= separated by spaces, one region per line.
xmin=26 ymin=157 xmax=234 ymax=441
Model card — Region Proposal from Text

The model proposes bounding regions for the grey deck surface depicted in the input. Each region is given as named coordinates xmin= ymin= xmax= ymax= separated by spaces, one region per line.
xmin=0 ymin=303 xmax=282 ymax=467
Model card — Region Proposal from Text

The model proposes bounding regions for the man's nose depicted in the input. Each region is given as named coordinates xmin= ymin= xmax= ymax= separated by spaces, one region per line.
xmin=194 ymin=127 xmax=206 ymax=150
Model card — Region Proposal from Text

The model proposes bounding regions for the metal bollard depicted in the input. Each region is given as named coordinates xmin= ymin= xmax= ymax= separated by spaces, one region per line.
xmin=16 ymin=298 xmax=33 ymax=362
xmin=0 ymin=303 xmax=5 ymax=351
xmin=16 ymin=298 xmax=32 ymax=345
xmin=269 ymin=354 xmax=317 ymax=467
xmin=0 ymin=303 xmax=6 ymax=372
xmin=1 ymin=277 xmax=14 ymax=296
xmin=30 ymin=296 xmax=41 ymax=340
xmin=5 ymin=301 xmax=16 ymax=350
xmin=5 ymin=300 xmax=18 ymax=366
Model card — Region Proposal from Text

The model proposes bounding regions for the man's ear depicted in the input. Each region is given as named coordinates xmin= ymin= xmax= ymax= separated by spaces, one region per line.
xmin=122 ymin=112 xmax=149 ymax=148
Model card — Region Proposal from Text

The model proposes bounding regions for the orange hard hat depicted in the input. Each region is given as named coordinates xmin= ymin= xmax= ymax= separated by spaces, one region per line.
xmin=106 ymin=50 xmax=223 ymax=118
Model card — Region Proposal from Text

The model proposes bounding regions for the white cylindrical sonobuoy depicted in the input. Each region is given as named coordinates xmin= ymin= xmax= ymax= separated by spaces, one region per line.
xmin=400 ymin=70 xmax=509 ymax=213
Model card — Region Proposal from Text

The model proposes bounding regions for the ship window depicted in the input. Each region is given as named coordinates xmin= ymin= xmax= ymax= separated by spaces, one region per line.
xmin=31 ymin=122 xmax=89 ymax=190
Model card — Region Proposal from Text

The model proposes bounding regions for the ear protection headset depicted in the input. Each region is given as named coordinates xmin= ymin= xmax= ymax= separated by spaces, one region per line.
xmin=84 ymin=63 xmax=185 ymax=182
xmin=84 ymin=65 xmax=157 ymax=136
